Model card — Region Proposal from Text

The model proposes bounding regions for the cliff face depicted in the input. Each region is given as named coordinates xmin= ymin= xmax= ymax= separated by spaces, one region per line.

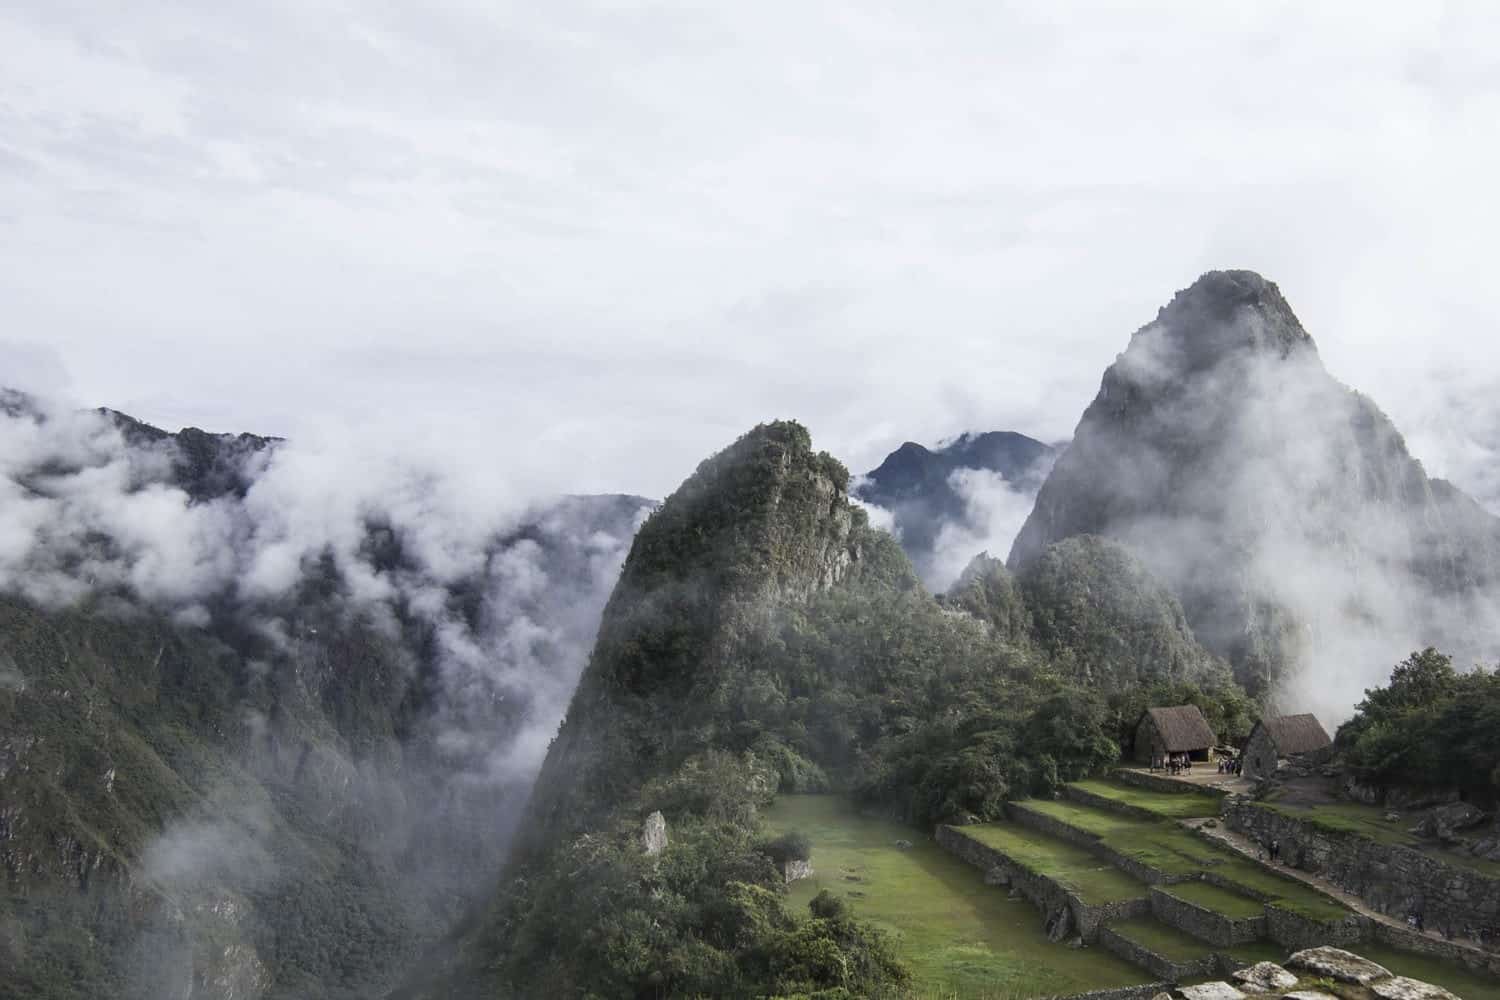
xmin=1009 ymin=270 xmax=1500 ymax=704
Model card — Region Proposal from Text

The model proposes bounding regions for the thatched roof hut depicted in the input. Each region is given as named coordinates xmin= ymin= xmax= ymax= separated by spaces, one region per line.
xmin=1242 ymin=713 xmax=1333 ymax=779
xmin=1134 ymin=704 xmax=1215 ymax=762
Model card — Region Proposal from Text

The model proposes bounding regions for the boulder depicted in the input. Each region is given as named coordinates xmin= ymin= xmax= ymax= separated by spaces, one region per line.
xmin=1287 ymin=947 xmax=1392 ymax=986
xmin=1283 ymin=993 xmax=1337 ymax=1000
xmin=894 ymin=839 xmax=913 ymax=850
xmin=1369 ymin=977 xmax=1460 ymax=1000
xmin=1180 ymin=983 xmax=1246 ymax=1000
xmin=781 ymin=859 xmax=814 ymax=883
xmin=1230 ymin=961 xmax=1298 ymax=993
xmin=641 ymin=810 xmax=668 ymax=856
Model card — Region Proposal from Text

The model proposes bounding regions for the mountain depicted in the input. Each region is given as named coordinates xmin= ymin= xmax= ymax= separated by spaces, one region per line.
xmin=1008 ymin=270 xmax=1500 ymax=707
xmin=855 ymin=431 xmax=1056 ymax=587
xmin=0 ymin=392 xmax=653 ymax=1000
xmin=394 ymin=421 xmax=1232 ymax=998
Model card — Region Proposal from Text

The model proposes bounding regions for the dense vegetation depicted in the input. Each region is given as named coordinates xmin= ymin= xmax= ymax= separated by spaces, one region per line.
xmin=1337 ymin=648 xmax=1500 ymax=804
xmin=401 ymin=422 xmax=1252 ymax=999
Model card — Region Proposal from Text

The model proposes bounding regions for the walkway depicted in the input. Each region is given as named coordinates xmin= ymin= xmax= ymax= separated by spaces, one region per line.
xmin=1119 ymin=765 xmax=1254 ymax=796
xmin=1183 ymin=816 xmax=1497 ymax=963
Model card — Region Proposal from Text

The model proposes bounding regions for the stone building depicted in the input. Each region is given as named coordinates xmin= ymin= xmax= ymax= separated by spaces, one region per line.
xmin=1134 ymin=704 xmax=1216 ymax=765
xmin=1241 ymin=713 xmax=1332 ymax=780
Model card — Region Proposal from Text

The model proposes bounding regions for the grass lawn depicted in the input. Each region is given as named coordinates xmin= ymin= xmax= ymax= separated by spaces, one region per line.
xmin=1257 ymin=800 xmax=1500 ymax=879
xmin=1012 ymin=799 xmax=1348 ymax=922
xmin=764 ymin=796 xmax=1151 ymax=1000
xmin=954 ymin=823 xmax=1147 ymax=905
xmin=1108 ymin=917 xmax=1217 ymax=964
xmin=1069 ymin=779 xmax=1223 ymax=820
xmin=1357 ymin=943 xmax=1500 ymax=1000
xmin=1159 ymin=880 xmax=1266 ymax=919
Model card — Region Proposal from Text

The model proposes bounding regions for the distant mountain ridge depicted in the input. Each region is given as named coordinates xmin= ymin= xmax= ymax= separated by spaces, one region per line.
xmin=855 ymin=430 xmax=1057 ymax=586
xmin=0 ymin=389 xmax=654 ymax=999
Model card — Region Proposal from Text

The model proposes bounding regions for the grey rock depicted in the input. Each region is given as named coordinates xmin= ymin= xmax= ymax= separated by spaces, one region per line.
xmin=1287 ymin=947 xmax=1392 ymax=985
xmin=641 ymin=810 xmax=668 ymax=856
xmin=1179 ymin=983 xmax=1245 ymax=1000
xmin=781 ymin=858 xmax=814 ymax=883
xmin=894 ymin=839 xmax=913 ymax=850
xmin=1369 ymin=976 xmax=1460 ymax=1000
xmin=1283 ymin=993 xmax=1338 ymax=1000
xmin=1230 ymin=961 xmax=1298 ymax=992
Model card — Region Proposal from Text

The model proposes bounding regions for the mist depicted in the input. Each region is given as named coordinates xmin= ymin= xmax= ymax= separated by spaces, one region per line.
xmin=0 ymin=388 xmax=652 ymax=997
xmin=1011 ymin=285 xmax=1500 ymax=728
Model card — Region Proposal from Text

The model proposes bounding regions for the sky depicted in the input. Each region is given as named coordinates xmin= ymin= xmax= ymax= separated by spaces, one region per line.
xmin=4 ymin=1 xmax=1500 ymax=506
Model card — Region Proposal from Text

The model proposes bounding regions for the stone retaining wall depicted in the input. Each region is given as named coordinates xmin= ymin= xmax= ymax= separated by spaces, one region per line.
xmin=1065 ymin=785 xmax=1173 ymax=823
xmin=1372 ymin=918 xmax=1500 ymax=978
xmin=1050 ymin=982 xmax=1174 ymax=1000
xmin=1113 ymin=769 xmax=1229 ymax=799
xmin=1005 ymin=802 xmax=1192 ymax=886
xmin=1148 ymin=886 xmax=1265 ymax=946
xmin=1223 ymin=798 xmax=1500 ymax=951
xmin=1263 ymin=903 xmax=1367 ymax=950
xmin=1097 ymin=925 xmax=1216 ymax=982
xmin=935 ymin=825 xmax=1149 ymax=943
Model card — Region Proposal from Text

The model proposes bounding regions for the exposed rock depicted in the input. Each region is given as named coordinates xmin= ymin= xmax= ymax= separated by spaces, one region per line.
xmin=641 ymin=811 xmax=668 ymax=856
xmin=1230 ymin=961 xmax=1298 ymax=993
xmin=1384 ymin=812 xmax=1401 ymax=823
xmin=984 ymin=867 xmax=1010 ymax=887
xmin=1413 ymin=802 xmax=1487 ymax=842
xmin=1179 ymin=982 xmax=1246 ymax=1000
xmin=1287 ymin=947 xmax=1392 ymax=985
xmin=893 ymin=839 xmax=912 ymax=850
xmin=781 ymin=859 xmax=813 ymax=883
xmin=1067 ymin=935 xmax=1085 ymax=949
xmin=1282 ymin=993 xmax=1337 ymax=1000
xmin=1369 ymin=976 xmax=1460 ymax=1000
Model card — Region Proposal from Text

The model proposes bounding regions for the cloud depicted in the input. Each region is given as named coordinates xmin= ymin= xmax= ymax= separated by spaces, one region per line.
xmin=3 ymin=4 xmax=1499 ymax=500
xmin=926 ymin=468 xmax=1046 ymax=593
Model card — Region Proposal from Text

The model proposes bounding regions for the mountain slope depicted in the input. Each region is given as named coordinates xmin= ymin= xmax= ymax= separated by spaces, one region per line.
xmin=0 ymin=392 xmax=653 ymax=1000
xmin=394 ymin=422 xmax=1158 ymax=998
xmin=1008 ymin=270 xmax=1500 ymax=707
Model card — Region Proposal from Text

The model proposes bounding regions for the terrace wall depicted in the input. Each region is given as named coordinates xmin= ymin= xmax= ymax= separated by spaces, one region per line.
xmin=1223 ymin=799 xmax=1500 ymax=952
xmin=1148 ymin=886 xmax=1265 ymax=946
xmin=934 ymin=825 xmax=1149 ymax=943
xmin=1097 ymin=926 xmax=1217 ymax=983
xmin=1064 ymin=785 xmax=1172 ymax=823
xmin=1263 ymin=904 xmax=1367 ymax=951
xmin=1005 ymin=803 xmax=1195 ymax=887
xmin=1113 ymin=769 xmax=1228 ymax=799
xmin=1051 ymin=982 xmax=1174 ymax=1000
xmin=1372 ymin=918 xmax=1500 ymax=979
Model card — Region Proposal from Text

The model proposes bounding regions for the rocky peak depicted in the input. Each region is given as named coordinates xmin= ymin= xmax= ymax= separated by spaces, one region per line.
xmin=1009 ymin=272 xmax=1500 ymax=702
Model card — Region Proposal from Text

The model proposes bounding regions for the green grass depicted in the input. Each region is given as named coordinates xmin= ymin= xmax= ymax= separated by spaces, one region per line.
xmin=1011 ymin=799 xmax=1348 ymax=922
xmin=1159 ymin=880 xmax=1266 ymax=919
xmin=764 ymin=795 xmax=1151 ymax=1000
xmin=954 ymin=823 xmax=1147 ymax=905
xmin=1358 ymin=943 xmax=1500 ymax=1000
xmin=1108 ymin=917 xmax=1217 ymax=964
xmin=1069 ymin=779 xmax=1223 ymax=819
xmin=1257 ymin=799 xmax=1500 ymax=879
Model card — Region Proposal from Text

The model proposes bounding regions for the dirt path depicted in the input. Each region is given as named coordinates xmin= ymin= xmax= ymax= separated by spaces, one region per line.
xmin=1183 ymin=816 xmax=1496 ymax=961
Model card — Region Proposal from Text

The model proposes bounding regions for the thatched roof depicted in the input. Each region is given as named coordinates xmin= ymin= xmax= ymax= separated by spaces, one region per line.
xmin=1141 ymin=705 xmax=1216 ymax=752
xmin=1253 ymin=714 xmax=1331 ymax=756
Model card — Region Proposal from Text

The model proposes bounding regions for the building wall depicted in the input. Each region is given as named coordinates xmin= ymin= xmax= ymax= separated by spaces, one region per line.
xmin=1242 ymin=725 xmax=1279 ymax=780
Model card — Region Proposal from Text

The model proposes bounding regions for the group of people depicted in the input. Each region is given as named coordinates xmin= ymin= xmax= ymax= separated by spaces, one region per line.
xmin=1150 ymin=753 xmax=1194 ymax=775
xmin=1216 ymin=755 xmax=1243 ymax=776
